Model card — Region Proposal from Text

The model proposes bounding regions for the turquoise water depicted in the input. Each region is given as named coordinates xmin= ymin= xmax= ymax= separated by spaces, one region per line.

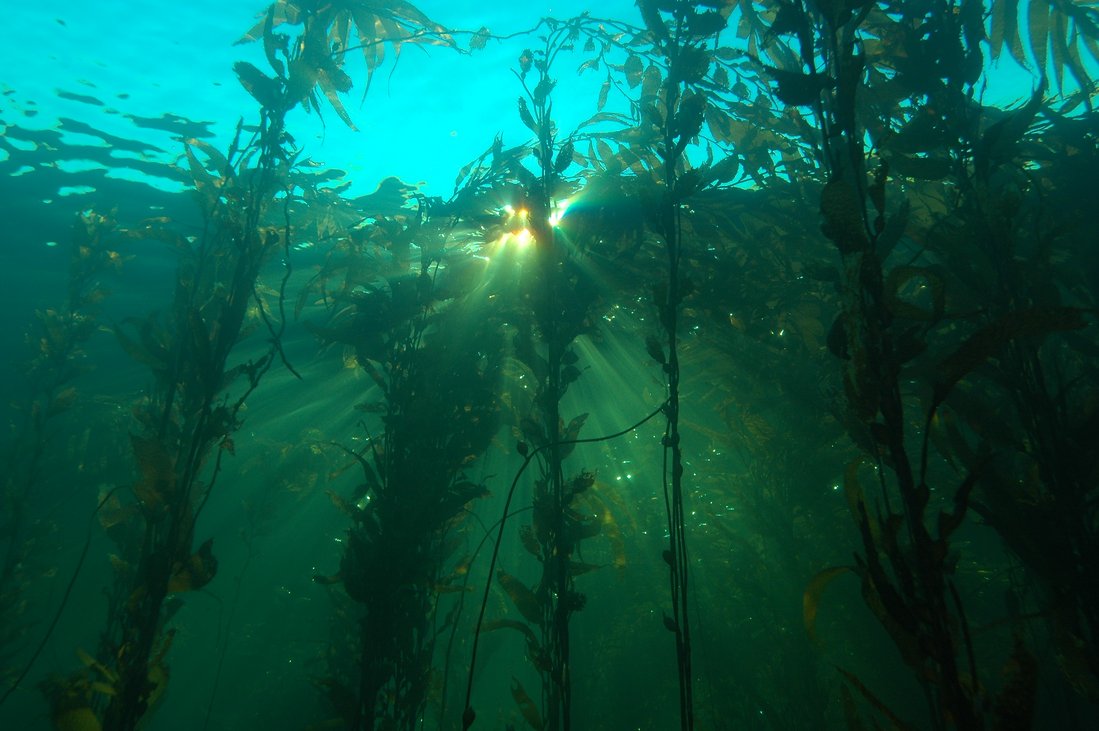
xmin=1 ymin=2 xmax=1098 ymax=731
xmin=3 ymin=1 xmax=635 ymax=197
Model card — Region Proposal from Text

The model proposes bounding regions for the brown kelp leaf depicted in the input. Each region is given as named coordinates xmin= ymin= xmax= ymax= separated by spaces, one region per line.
xmin=645 ymin=334 xmax=666 ymax=364
xmin=637 ymin=0 xmax=668 ymax=43
xmin=803 ymin=566 xmax=853 ymax=643
xmin=554 ymin=140 xmax=574 ymax=174
xmin=518 ymin=97 xmax=537 ymax=133
xmin=597 ymin=77 xmax=610 ymax=111
xmin=318 ymin=76 xmax=358 ymax=131
xmin=167 ymin=538 xmax=218 ymax=593
xmin=568 ymin=560 xmax=603 ymax=577
xmin=131 ymin=434 xmax=175 ymax=514
xmin=932 ymin=307 xmax=1088 ymax=408
xmin=766 ymin=66 xmax=833 ymax=106
xmin=470 ymin=26 xmax=490 ymax=51
xmin=482 ymin=619 xmax=543 ymax=663
xmin=497 ymin=569 xmax=541 ymax=624
xmin=77 ymin=647 xmax=119 ymax=685
xmin=838 ymin=683 xmax=864 ymax=731
xmin=97 ymin=487 xmax=135 ymax=530
xmin=937 ymin=467 xmax=982 ymax=541
xmin=820 ymin=177 xmax=869 ymax=253
xmin=836 ymin=666 xmax=916 ymax=731
xmin=233 ymin=61 xmax=283 ymax=110
xmin=563 ymin=413 xmax=589 ymax=442
xmin=843 ymin=458 xmax=877 ymax=541
xmin=48 ymin=386 xmax=78 ymax=417
xmin=624 ymin=54 xmax=644 ymax=88
xmin=108 ymin=553 xmax=131 ymax=577
xmin=327 ymin=490 xmax=364 ymax=522
xmin=511 ymin=677 xmax=543 ymax=730
xmin=885 ymin=265 xmax=944 ymax=321
xmin=670 ymin=45 xmax=711 ymax=85
xmin=993 ymin=636 xmax=1038 ymax=727
xmin=974 ymin=84 xmax=1044 ymax=179
xmin=640 ymin=64 xmax=663 ymax=103
xmin=558 ymin=412 xmax=589 ymax=460
xmin=518 ymin=524 xmax=541 ymax=558
xmin=482 ymin=618 xmax=538 ymax=645
xmin=687 ymin=10 xmax=727 ymax=38
xmin=601 ymin=507 xmax=628 ymax=571
xmin=672 ymin=92 xmax=708 ymax=148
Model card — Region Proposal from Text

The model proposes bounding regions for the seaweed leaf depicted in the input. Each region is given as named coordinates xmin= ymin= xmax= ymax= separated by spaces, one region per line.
xmin=519 ymin=524 xmax=542 ymax=559
xmin=624 ymin=54 xmax=645 ymax=88
xmin=884 ymin=265 xmax=944 ymax=322
xmin=932 ymin=306 xmax=1088 ymax=409
xmin=482 ymin=618 xmax=539 ymax=650
xmin=497 ymin=569 xmax=542 ymax=624
xmin=131 ymin=434 xmax=175 ymax=515
xmin=511 ymin=677 xmax=543 ymax=730
xmin=803 ymin=566 xmax=853 ymax=643
xmin=836 ymin=666 xmax=917 ymax=731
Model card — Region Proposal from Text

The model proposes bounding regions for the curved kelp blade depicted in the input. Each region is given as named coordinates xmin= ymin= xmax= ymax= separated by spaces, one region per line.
xmin=932 ymin=306 xmax=1089 ymax=411
xmin=803 ymin=565 xmax=853 ymax=644
xmin=511 ymin=677 xmax=542 ymax=730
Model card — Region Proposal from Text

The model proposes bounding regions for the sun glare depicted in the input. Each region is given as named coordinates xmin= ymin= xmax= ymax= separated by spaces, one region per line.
xmin=491 ymin=197 xmax=573 ymax=252
xmin=549 ymin=198 xmax=570 ymax=227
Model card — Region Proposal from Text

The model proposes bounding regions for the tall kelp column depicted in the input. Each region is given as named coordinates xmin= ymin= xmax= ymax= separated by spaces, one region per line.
xmin=30 ymin=3 xmax=459 ymax=730
xmin=0 ymin=213 xmax=119 ymax=706
xmin=92 ymin=67 xmax=298 ymax=731
xmin=452 ymin=19 xmax=618 ymax=730
xmin=5 ymin=0 xmax=1098 ymax=729
xmin=305 ymin=196 xmax=504 ymax=729
xmin=490 ymin=25 xmax=604 ymax=731
xmin=631 ymin=3 xmax=735 ymax=727
xmin=754 ymin=0 xmax=1098 ymax=728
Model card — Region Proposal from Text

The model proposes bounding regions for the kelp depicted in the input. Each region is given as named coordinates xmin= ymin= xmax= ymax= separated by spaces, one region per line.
xmin=59 ymin=48 xmax=303 ymax=730
xmin=6 ymin=1 xmax=1099 ymax=729
xmin=776 ymin=0 xmax=1077 ymax=728
xmin=0 ymin=212 xmax=119 ymax=706
xmin=310 ymin=204 xmax=502 ymax=730
xmin=238 ymin=0 xmax=457 ymax=124
xmin=470 ymin=29 xmax=605 ymax=730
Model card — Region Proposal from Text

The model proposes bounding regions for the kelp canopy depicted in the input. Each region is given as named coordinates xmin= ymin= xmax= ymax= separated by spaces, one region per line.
xmin=1 ymin=1 xmax=1097 ymax=731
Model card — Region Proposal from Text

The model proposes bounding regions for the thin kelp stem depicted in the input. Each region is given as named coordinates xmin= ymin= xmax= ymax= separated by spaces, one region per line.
xmin=0 ymin=486 xmax=122 ymax=707
xmin=462 ymin=400 xmax=668 ymax=729
xmin=95 ymin=89 xmax=295 ymax=731
xmin=0 ymin=211 xmax=116 ymax=708
xmin=633 ymin=1 xmax=729 ymax=725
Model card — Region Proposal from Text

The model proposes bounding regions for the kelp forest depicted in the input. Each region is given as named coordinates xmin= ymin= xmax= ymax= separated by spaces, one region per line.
xmin=2 ymin=0 xmax=1099 ymax=729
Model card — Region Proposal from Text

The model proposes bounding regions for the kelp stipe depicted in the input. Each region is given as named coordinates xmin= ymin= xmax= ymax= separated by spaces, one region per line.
xmin=763 ymin=0 xmax=1096 ymax=727
xmin=0 ymin=212 xmax=119 ymax=708
xmin=624 ymin=3 xmax=734 ymax=727
xmin=798 ymin=1 xmax=995 ymax=726
xmin=45 ymin=4 xmax=463 ymax=729
xmin=94 ymin=110 xmax=296 ymax=731
xmin=308 ymin=213 xmax=504 ymax=730
xmin=28 ymin=39 xmax=309 ymax=728
xmin=911 ymin=43 xmax=1099 ymax=713
xmin=467 ymin=27 xmax=605 ymax=731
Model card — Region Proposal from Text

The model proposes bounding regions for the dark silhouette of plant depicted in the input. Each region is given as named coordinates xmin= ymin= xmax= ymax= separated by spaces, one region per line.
xmin=618 ymin=3 xmax=736 ymax=727
xmin=476 ymin=24 xmax=605 ymax=731
xmin=96 ymin=116 xmax=295 ymax=731
xmin=757 ymin=0 xmax=1093 ymax=728
xmin=0 ymin=211 xmax=119 ymax=705
xmin=31 ymin=48 xmax=303 ymax=730
xmin=311 ymin=238 xmax=503 ymax=729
